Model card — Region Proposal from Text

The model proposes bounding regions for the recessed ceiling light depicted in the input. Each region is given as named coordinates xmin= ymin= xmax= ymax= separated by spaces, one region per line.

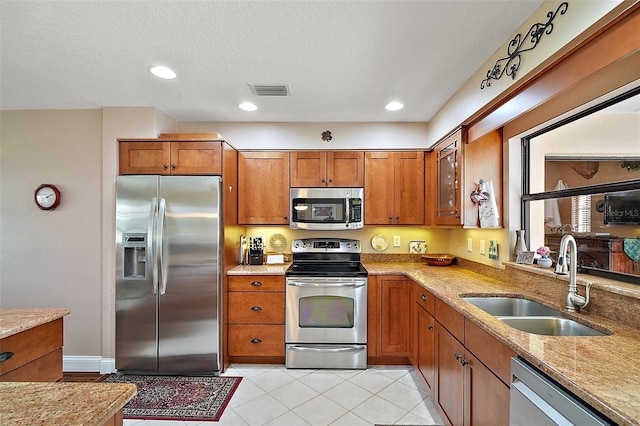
xmin=385 ymin=101 xmax=404 ymax=111
xmin=150 ymin=66 xmax=176 ymax=79
xmin=238 ymin=102 xmax=258 ymax=111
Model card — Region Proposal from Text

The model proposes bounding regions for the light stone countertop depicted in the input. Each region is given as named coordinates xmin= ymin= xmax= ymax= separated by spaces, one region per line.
xmin=227 ymin=261 xmax=640 ymax=425
xmin=0 ymin=382 xmax=136 ymax=426
xmin=0 ymin=308 xmax=70 ymax=339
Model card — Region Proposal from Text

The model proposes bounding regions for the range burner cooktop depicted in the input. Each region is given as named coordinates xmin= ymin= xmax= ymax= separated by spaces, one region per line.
xmin=286 ymin=238 xmax=368 ymax=277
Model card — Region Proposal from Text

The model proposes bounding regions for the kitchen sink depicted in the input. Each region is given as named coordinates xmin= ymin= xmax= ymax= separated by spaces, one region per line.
xmin=462 ymin=296 xmax=560 ymax=317
xmin=497 ymin=317 xmax=610 ymax=337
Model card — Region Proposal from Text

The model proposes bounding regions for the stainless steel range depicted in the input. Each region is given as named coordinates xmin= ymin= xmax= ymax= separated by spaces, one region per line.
xmin=285 ymin=238 xmax=368 ymax=369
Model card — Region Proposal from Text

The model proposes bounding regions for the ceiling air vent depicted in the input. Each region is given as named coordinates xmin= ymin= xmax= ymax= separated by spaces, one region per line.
xmin=249 ymin=84 xmax=290 ymax=96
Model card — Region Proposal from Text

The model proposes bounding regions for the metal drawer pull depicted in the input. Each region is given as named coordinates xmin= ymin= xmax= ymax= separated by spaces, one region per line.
xmin=251 ymin=306 xmax=262 ymax=311
xmin=455 ymin=353 xmax=468 ymax=366
xmin=251 ymin=281 xmax=262 ymax=286
xmin=289 ymin=345 xmax=365 ymax=353
xmin=427 ymin=324 xmax=434 ymax=330
xmin=250 ymin=338 xmax=262 ymax=344
xmin=0 ymin=352 xmax=14 ymax=362
xmin=421 ymin=294 xmax=427 ymax=301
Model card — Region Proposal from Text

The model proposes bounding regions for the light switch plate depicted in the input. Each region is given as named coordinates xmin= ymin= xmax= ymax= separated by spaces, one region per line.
xmin=467 ymin=238 xmax=473 ymax=252
xmin=480 ymin=240 xmax=486 ymax=255
xmin=393 ymin=236 xmax=401 ymax=247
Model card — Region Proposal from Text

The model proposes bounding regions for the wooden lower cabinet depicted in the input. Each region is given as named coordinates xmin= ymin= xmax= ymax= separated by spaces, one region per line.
xmin=408 ymin=289 xmax=515 ymax=426
xmin=379 ymin=276 xmax=411 ymax=357
xmin=227 ymin=275 xmax=285 ymax=362
xmin=0 ymin=318 xmax=64 ymax=382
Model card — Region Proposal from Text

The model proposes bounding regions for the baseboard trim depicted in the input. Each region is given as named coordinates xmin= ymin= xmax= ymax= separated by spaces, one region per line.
xmin=63 ymin=356 xmax=116 ymax=374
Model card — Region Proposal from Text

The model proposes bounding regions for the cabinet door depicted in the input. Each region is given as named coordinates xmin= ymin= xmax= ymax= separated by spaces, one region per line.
xmin=238 ymin=152 xmax=290 ymax=224
xmin=170 ymin=141 xmax=222 ymax=175
xmin=119 ymin=141 xmax=171 ymax=175
xmin=464 ymin=350 xmax=510 ymax=426
xmin=365 ymin=152 xmax=396 ymax=224
xmin=435 ymin=129 xmax=464 ymax=226
xmin=290 ymin=151 xmax=327 ymax=187
xmin=395 ymin=151 xmax=424 ymax=224
xmin=417 ymin=306 xmax=436 ymax=393
xmin=435 ymin=323 xmax=465 ymax=426
xmin=379 ymin=276 xmax=410 ymax=356
xmin=328 ymin=151 xmax=364 ymax=187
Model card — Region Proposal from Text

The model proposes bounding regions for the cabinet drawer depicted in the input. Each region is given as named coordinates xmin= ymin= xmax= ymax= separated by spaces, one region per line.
xmin=228 ymin=293 xmax=284 ymax=324
xmin=0 ymin=319 xmax=63 ymax=376
xmin=228 ymin=325 xmax=284 ymax=356
xmin=435 ymin=298 xmax=464 ymax=342
xmin=413 ymin=284 xmax=434 ymax=314
xmin=464 ymin=319 xmax=515 ymax=385
xmin=228 ymin=275 xmax=284 ymax=292
xmin=0 ymin=348 xmax=63 ymax=382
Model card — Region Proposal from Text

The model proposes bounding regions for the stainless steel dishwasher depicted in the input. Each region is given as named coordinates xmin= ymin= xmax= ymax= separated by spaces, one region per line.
xmin=510 ymin=357 xmax=614 ymax=426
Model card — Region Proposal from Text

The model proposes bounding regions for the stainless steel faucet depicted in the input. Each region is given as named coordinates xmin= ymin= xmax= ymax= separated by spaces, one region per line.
xmin=554 ymin=234 xmax=592 ymax=312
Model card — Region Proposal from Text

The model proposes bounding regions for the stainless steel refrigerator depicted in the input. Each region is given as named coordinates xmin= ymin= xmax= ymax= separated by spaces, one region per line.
xmin=115 ymin=175 xmax=222 ymax=374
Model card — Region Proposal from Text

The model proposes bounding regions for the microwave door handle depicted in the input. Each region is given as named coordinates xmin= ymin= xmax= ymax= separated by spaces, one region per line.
xmin=345 ymin=195 xmax=350 ymax=226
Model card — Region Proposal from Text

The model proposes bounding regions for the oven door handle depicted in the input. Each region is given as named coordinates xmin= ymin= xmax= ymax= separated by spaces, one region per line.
xmin=287 ymin=281 xmax=366 ymax=288
xmin=288 ymin=345 xmax=366 ymax=353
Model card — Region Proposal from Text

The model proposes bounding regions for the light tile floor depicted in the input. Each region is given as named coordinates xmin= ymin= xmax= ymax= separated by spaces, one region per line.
xmin=124 ymin=364 xmax=443 ymax=426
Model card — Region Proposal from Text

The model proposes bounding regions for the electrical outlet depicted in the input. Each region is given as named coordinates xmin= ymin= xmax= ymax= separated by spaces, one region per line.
xmin=467 ymin=238 xmax=473 ymax=252
xmin=393 ymin=236 xmax=401 ymax=247
xmin=480 ymin=240 xmax=486 ymax=255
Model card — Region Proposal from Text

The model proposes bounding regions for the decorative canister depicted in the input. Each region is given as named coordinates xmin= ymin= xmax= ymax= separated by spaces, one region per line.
xmin=513 ymin=230 xmax=527 ymax=260
xmin=537 ymin=256 xmax=553 ymax=268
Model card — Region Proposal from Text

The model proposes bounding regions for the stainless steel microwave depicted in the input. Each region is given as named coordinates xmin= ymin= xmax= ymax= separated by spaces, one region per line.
xmin=290 ymin=188 xmax=364 ymax=230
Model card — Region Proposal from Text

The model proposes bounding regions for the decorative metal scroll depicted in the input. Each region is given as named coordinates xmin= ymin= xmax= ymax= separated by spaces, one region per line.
xmin=480 ymin=2 xmax=568 ymax=89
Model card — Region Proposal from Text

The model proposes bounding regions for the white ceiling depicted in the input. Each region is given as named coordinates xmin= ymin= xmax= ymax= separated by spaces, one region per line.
xmin=0 ymin=0 xmax=545 ymax=123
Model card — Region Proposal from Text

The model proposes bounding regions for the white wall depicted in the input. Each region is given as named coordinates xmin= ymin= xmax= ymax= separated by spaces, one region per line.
xmin=0 ymin=110 xmax=104 ymax=356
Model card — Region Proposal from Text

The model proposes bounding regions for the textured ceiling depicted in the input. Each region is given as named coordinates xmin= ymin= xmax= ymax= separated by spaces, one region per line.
xmin=0 ymin=1 xmax=545 ymax=123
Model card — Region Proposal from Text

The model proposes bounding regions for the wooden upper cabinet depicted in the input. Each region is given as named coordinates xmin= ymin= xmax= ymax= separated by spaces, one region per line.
xmin=433 ymin=128 xmax=465 ymax=226
xmin=290 ymin=151 xmax=364 ymax=187
xmin=238 ymin=151 xmax=290 ymax=225
xmin=365 ymin=151 xmax=424 ymax=225
xmin=119 ymin=140 xmax=222 ymax=176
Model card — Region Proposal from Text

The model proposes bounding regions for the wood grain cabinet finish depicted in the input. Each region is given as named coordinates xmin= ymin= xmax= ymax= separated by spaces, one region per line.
xmin=227 ymin=275 xmax=285 ymax=359
xmin=365 ymin=152 xmax=424 ymax=224
xmin=427 ymin=295 xmax=514 ymax=426
xmin=0 ymin=318 xmax=63 ymax=382
xmin=378 ymin=276 xmax=411 ymax=356
xmin=238 ymin=151 xmax=290 ymax=225
xmin=119 ymin=140 xmax=223 ymax=175
xmin=433 ymin=128 xmax=465 ymax=226
xmin=290 ymin=151 xmax=364 ymax=187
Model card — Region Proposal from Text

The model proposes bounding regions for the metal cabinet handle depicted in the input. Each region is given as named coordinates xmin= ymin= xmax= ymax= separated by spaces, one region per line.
xmin=163 ymin=164 xmax=168 ymax=169
xmin=328 ymin=178 xmax=333 ymax=182
xmin=251 ymin=281 xmax=262 ymax=287
xmin=0 ymin=352 xmax=14 ymax=362
xmin=388 ymin=216 xmax=393 ymax=220
xmin=421 ymin=294 xmax=427 ymax=301
xmin=396 ymin=216 xmax=400 ymax=220
xmin=455 ymin=353 xmax=468 ymax=366
xmin=171 ymin=163 xmax=176 ymax=169
xmin=427 ymin=324 xmax=434 ymax=330
xmin=284 ymin=216 xmax=288 ymax=220
xmin=321 ymin=178 xmax=326 ymax=182
xmin=251 ymin=306 xmax=262 ymax=311
xmin=250 ymin=338 xmax=262 ymax=344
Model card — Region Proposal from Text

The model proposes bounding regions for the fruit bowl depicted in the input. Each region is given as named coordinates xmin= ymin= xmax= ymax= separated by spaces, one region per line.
xmin=421 ymin=254 xmax=456 ymax=266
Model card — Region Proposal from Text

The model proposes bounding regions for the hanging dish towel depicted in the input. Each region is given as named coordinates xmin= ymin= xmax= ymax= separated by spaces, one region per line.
xmin=544 ymin=179 xmax=567 ymax=228
xmin=479 ymin=180 xmax=500 ymax=228
xmin=623 ymin=238 xmax=640 ymax=272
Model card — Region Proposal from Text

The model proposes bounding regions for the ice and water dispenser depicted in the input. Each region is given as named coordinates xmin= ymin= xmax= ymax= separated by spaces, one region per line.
xmin=123 ymin=233 xmax=147 ymax=279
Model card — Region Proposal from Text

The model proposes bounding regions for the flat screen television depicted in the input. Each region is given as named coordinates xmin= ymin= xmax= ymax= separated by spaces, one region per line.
xmin=604 ymin=189 xmax=640 ymax=225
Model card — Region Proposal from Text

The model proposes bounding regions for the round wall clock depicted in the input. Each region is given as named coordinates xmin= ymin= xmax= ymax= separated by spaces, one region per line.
xmin=34 ymin=184 xmax=61 ymax=210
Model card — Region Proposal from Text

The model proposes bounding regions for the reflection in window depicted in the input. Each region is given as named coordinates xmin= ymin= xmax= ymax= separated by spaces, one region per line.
xmin=571 ymin=195 xmax=591 ymax=233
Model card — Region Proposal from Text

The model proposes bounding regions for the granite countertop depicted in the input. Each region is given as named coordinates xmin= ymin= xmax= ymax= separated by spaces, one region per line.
xmin=0 ymin=382 xmax=136 ymax=426
xmin=227 ymin=261 xmax=640 ymax=425
xmin=0 ymin=308 xmax=70 ymax=339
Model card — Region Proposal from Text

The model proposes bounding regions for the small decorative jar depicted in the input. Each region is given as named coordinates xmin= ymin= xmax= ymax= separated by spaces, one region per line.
xmin=537 ymin=256 xmax=553 ymax=268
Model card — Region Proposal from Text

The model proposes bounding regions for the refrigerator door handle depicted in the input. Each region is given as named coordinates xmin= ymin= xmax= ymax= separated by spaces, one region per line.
xmin=158 ymin=197 xmax=167 ymax=295
xmin=149 ymin=197 xmax=158 ymax=294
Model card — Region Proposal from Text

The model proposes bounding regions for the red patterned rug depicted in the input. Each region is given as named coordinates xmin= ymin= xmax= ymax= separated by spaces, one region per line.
xmin=101 ymin=374 xmax=242 ymax=421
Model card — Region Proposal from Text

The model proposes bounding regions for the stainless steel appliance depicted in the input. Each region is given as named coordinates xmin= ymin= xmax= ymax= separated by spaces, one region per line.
xmin=116 ymin=175 xmax=222 ymax=375
xmin=290 ymin=187 xmax=363 ymax=230
xmin=285 ymin=238 xmax=368 ymax=369
xmin=510 ymin=357 xmax=614 ymax=425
